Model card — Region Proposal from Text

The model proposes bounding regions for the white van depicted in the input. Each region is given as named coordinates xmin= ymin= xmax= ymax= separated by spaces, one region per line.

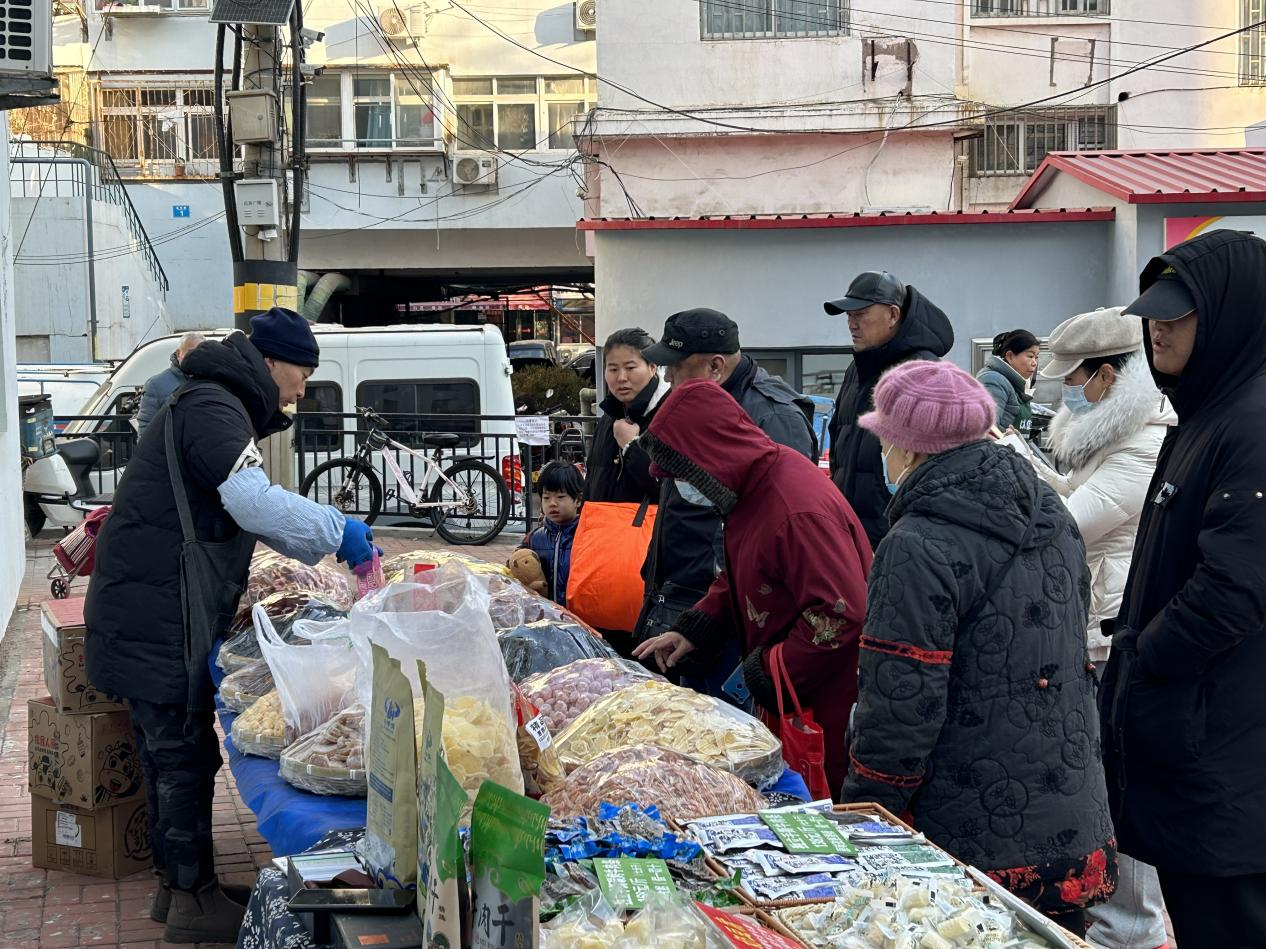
xmin=43 ymin=325 xmax=518 ymax=534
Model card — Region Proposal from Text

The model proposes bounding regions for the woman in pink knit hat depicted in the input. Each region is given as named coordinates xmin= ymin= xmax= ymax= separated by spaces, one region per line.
xmin=840 ymin=360 xmax=1117 ymax=939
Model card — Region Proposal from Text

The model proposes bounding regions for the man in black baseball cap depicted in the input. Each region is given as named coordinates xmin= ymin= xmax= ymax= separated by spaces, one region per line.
xmin=634 ymin=307 xmax=815 ymax=700
xmin=823 ymin=273 xmax=953 ymax=549
xmin=1099 ymin=230 xmax=1266 ymax=947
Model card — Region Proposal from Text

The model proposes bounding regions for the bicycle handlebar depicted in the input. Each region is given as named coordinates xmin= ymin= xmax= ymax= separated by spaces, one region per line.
xmin=355 ymin=406 xmax=391 ymax=428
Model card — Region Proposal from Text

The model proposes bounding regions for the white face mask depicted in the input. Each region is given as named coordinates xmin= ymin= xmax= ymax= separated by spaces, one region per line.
xmin=675 ymin=479 xmax=713 ymax=507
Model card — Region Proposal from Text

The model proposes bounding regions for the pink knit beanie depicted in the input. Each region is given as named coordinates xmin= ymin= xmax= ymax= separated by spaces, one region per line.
xmin=859 ymin=360 xmax=996 ymax=455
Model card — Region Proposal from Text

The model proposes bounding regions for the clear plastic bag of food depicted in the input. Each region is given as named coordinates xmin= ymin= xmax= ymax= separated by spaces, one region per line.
xmin=381 ymin=549 xmax=511 ymax=585
xmin=219 ymin=658 xmax=274 ymax=713
xmin=279 ymin=705 xmax=366 ymax=796
xmin=511 ymin=683 xmax=566 ymax=798
xmin=498 ymin=620 xmax=620 ymax=684
xmin=542 ymin=745 xmax=767 ymax=822
xmin=230 ymin=689 xmax=293 ymax=758
xmin=245 ymin=550 xmax=353 ymax=610
xmin=217 ymin=591 xmax=346 ymax=673
xmin=554 ymin=680 xmax=784 ymax=788
xmin=541 ymin=888 xmax=723 ymax=948
xmin=541 ymin=890 xmax=625 ymax=948
xmin=521 ymin=658 xmax=660 ymax=734
xmin=256 ymin=606 xmax=359 ymax=739
xmin=350 ymin=564 xmax=524 ymax=808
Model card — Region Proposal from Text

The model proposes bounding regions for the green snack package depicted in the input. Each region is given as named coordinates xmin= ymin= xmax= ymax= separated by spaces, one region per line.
xmin=363 ymin=643 xmax=418 ymax=889
xmin=417 ymin=666 xmax=468 ymax=947
xmin=470 ymin=780 xmax=549 ymax=949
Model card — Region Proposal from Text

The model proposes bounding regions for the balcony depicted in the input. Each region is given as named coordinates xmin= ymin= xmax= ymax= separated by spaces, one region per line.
xmin=95 ymin=0 xmax=207 ymax=15
xmin=972 ymin=0 xmax=1108 ymax=16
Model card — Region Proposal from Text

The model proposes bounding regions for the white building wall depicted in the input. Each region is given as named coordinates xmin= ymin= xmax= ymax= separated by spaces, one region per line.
xmin=11 ymin=194 xmax=173 ymax=361
xmin=0 ymin=116 xmax=25 ymax=639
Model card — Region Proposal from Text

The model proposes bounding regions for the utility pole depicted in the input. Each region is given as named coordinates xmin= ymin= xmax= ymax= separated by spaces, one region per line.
xmin=211 ymin=0 xmax=309 ymax=486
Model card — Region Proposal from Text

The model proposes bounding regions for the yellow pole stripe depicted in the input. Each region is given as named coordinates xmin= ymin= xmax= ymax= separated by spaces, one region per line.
xmin=233 ymin=283 xmax=300 ymax=315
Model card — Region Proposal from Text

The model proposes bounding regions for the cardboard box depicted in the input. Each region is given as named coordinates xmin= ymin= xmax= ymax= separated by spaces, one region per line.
xmin=31 ymin=796 xmax=152 ymax=879
xmin=41 ymin=598 xmax=125 ymax=714
xmin=28 ymin=698 xmax=144 ymax=810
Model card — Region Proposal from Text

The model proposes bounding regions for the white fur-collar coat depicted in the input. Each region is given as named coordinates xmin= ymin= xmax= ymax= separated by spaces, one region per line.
xmin=1036 ymin=354 xmax=1177 ymax=656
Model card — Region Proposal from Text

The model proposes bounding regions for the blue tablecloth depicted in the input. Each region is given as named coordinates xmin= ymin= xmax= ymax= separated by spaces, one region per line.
xmin=211 ymin=646 xmax=810 ymax=858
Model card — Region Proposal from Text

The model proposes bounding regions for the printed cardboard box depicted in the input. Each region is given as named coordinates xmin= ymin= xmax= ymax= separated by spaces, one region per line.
xmin=28 ymin=698 xmax=143 ymax=810
xmin=41 ymin=598 xmax=124 ymax=714
xmin=31 ymin=796 xmax=152 ymax=879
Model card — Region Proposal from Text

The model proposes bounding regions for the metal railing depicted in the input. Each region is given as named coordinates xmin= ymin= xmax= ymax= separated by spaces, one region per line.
xmin=51 ymin=415 xmax=139 ymax=498
xmin=972 ymin=0 xmax=1108 ymax=14
xmin=10 ymin=140 xmax=170 ymax=292
xmin=295 ymin=410 xmax=593 ymax=535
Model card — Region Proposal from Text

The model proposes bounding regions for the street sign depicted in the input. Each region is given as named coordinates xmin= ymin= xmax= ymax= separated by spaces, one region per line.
xmin=172 ymin=205 xmax=191 ymax=218
xmin=121 ymin=286 xmax=131 ymax=320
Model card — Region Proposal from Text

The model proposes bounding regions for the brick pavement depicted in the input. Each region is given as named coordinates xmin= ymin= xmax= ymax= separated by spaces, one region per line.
xmin=0 ymin=529 xmax=518 ymax=949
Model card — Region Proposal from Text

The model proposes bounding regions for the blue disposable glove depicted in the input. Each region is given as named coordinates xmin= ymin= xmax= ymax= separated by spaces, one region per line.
xmin=337 ymin=517 xmax=377 ymax=568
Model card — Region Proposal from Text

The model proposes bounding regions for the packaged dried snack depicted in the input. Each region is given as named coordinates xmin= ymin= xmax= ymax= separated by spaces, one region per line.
xmin=230 ymin=689 xmax=292 ymax=758
xmin=279 ymin=706 xmax=366 ymax=796
xmin=542 ymin=746 xmax=767 ymax=822
xmin=413 ymin=693 xmax=523 ymax=817
xmin=381 ymin=549 xmax=512 ymax=585
xmin=521 ymin=658 xmax=658 ymax=734
xmin=511 ymin=683 xmax=566 ymax=798
xmin=219 ymin=658 xmax=274 ymax=713
xmin=245 ymin=550 xmax=353 ymax=610
xmin=498 ymin=620 xmax=620 ymax=683
xmin=554 ymin=680 xmax=784 ymax=787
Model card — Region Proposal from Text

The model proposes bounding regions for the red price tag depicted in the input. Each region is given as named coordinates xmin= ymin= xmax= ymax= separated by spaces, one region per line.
xmin=694 ymin=902 xmax=802 ymax=949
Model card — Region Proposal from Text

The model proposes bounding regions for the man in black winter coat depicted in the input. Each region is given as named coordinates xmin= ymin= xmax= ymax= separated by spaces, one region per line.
xmin=1100 ymin=230 xmax=1266 ymax=948
xmin=635 ymin=308 xmax=816 ymax=697
xmin=824 ymin=272 xmax=953 ymax=549
xmin=85 ymin=309 xmax=377 ymax=945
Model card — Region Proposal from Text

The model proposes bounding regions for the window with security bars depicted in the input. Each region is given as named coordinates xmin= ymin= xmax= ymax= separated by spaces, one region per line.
xmin=701 ymin=0 xmax=849 ymax=39
xmin=970 ymin=108 xmax=1115 ymax=176
xmin=1242 ymin=0 xmax=1266 ymax=85
xmin=972 ymin=0 xmax=1108 ymax=15
xmin=97 ymin=85 xmax=221 ymax=173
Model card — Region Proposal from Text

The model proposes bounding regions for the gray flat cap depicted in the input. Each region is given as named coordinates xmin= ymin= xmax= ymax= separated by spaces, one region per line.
xmin=1039 ymin=306 xmax=1143 ymax=380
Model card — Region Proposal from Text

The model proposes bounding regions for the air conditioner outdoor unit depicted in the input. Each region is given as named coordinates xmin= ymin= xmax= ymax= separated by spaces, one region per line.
xmin=575 ymin=0 xmax=595 ymax=31
xmin=453 ymin=150 xmax=497 ymax=190
xmin=0 ymin=0 xmax=53 ymax=76
xmin=378 ymin=5 xmax=424 ymax=38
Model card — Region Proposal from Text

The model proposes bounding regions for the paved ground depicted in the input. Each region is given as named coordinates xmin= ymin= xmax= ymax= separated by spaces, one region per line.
xmin=0 ymin=528 xmax=518 ymax=949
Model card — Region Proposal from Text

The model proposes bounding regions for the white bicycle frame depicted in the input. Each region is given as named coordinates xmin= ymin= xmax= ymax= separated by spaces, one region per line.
xmin=374 ymin=436 xmax=473 ymax=514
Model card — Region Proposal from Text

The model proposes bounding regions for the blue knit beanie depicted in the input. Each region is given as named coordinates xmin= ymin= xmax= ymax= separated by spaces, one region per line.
xmin=249 ymin=307 xmax=319 ymax=368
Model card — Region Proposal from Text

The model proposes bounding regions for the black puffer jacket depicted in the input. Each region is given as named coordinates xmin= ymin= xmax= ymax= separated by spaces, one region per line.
xmin=85 ymin=333 xmax=291 ymax=705
xmin=843 ymin=441 xmax=1115 ymax=905
xmin=828 ymin=288 xmax=953 ymax=548
xmin=584 ymin=375 xmax=669 ymax=504
xmin=1100 ymin=230 xmax=1266 ymax=877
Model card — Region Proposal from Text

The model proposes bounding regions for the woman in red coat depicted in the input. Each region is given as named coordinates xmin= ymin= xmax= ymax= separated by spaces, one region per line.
xmin=634 ymin=378 xmax=873 ymax=795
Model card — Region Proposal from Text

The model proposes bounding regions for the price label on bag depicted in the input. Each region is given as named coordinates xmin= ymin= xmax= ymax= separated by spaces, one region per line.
xmin=594 ymin=857 xmax=676 ymax=909
xmin=760 ymin=811 xmax=857 ymax=855
xmin=524 ymin=714 xmax=552 ymax=751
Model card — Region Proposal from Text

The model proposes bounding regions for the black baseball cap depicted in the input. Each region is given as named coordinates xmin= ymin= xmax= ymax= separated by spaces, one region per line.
xmin=642 ymin=308 xmax=741 ymax=365
xmin=1123 ymin=267 xmax=1197 ymax=321
xmin=824 ymin=271 xmax=906 ymax=315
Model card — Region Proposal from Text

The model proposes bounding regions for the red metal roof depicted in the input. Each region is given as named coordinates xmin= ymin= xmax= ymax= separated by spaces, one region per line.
xmin=577 ymin=208 xmax=1113 ymax=231
xmin=1011 ymin=149 xmax=1266 ymax=209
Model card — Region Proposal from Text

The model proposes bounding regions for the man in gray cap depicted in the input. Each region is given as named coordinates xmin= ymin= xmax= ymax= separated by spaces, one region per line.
xmin=1098 ymin=231 xmax=1266 ymax=946
xmin=635 ymin=308 xmax=815 ymax=698
xmin=823 ymin=273 xmax=953 ymax=549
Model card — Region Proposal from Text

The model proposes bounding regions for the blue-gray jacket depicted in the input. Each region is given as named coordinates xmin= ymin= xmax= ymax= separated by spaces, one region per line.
xmin=136 ymin=355 xmax=188 ymax=437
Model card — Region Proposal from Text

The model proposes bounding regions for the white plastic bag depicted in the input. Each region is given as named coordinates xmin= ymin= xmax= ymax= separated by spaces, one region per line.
xmin=349 ymin=562 xmax=523 ymax=797
xmin=255 ymin=604 xmax=358 ymax=738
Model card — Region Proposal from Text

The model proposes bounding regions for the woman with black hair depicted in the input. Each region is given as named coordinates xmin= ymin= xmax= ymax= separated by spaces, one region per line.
xmin=977 ymin=328 xmax=1040 ymax=435
xmin=584 ymin=327 xmax=668 ymax=504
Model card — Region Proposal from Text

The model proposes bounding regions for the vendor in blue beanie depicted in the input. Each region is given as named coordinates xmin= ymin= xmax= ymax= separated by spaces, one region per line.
xmin=83 ymin=306 xmax=377 ymax=943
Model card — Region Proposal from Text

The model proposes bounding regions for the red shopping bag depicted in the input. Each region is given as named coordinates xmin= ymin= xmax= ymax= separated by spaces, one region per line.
xmin=766 ymin=642 xmax=832 ymax=801
xmin=565 ymin=498 xmax=656 ymax=632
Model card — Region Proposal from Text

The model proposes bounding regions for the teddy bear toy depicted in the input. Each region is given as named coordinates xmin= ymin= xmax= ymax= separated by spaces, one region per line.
xmin=508 ymin=549 xmax=549 ymax=597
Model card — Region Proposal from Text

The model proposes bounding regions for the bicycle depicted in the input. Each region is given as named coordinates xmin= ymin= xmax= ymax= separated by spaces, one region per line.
xmin=298 ymin=407 xmax=511 ymax=546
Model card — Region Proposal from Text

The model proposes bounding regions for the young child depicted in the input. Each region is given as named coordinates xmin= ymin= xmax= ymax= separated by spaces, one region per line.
xmin=520 ymin=461 xmax=584 ymax=605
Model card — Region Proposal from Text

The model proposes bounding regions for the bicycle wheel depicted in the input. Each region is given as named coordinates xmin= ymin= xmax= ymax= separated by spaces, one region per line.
xmin=299 ymin=459 xmax=384 ymax=526
xmin=430 ymin=459 xmax=511 ymax=545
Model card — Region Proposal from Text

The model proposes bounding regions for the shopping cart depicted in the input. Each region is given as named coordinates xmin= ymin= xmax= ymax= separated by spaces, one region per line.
xmin=48 ymin=506 xmax=110 ymax=599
